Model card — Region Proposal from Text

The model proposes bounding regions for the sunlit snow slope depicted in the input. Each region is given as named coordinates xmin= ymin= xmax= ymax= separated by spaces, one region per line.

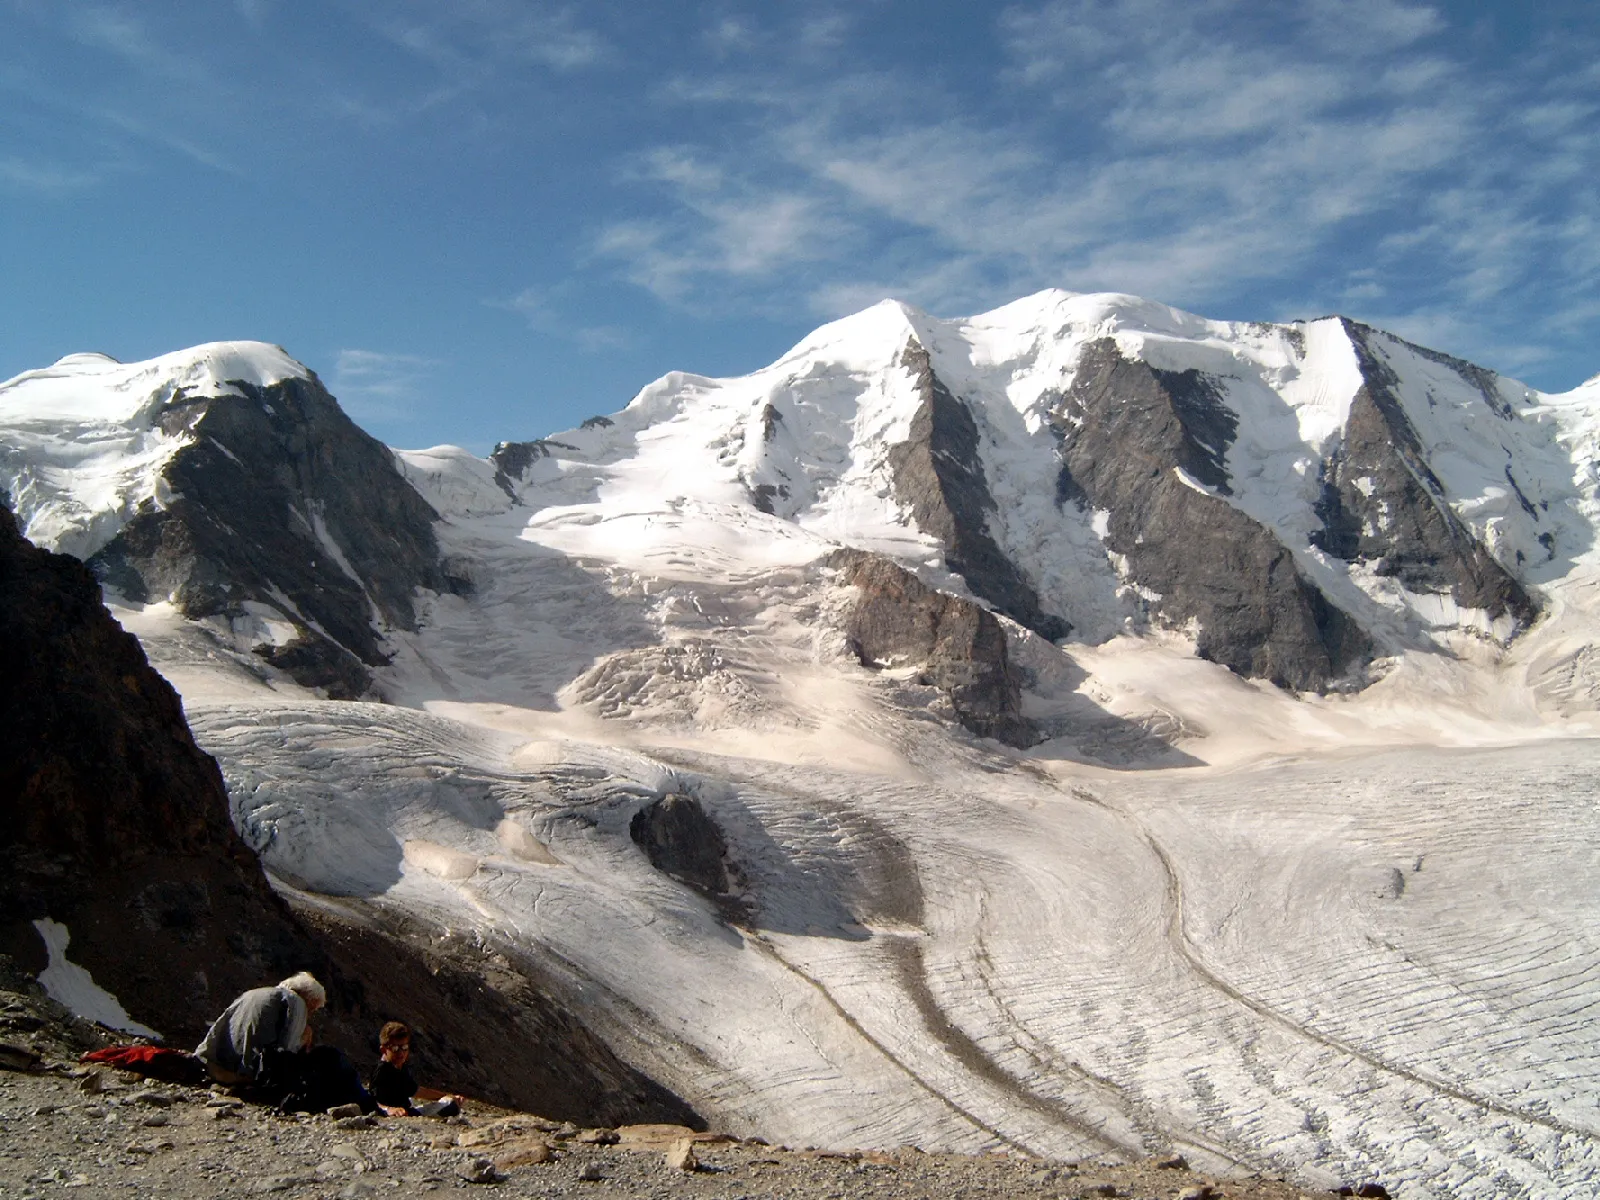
xmin=7 ymin=297 xmax=1600 ymax=1198
xmin=0 ymin=343 xmax=304 ymax=560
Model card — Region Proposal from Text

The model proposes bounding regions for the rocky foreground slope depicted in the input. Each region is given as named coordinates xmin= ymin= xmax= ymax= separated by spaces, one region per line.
xmin=0 ymin=966 xmax=1372 ymax=1200
xmin=0 ymin=500 xmax=310 ymax=1033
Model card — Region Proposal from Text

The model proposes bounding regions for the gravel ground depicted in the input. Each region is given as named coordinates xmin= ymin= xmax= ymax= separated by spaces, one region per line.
xmin=0 ymin=974 xmax=1371 ymax=1200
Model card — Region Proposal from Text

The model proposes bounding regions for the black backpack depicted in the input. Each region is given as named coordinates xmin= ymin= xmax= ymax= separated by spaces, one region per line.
xmin=264 ymin=1046 xmax=375 ymax=1115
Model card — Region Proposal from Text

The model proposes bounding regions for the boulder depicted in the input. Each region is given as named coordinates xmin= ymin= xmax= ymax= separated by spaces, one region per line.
xmin=629 ymin=794 xmax=731 ymax=897
xmin=664 ymin=1138 xmax=700 ymax=1172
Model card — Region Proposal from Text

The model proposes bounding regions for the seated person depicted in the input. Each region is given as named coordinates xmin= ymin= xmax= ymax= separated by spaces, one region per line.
xmin=371 ymin=1022 xmax=460 ymax=1117
xmin=195 ymin=972 xmax=325 ymax=1085
xmin=196 ymin=972 xmax=374 ymax=1113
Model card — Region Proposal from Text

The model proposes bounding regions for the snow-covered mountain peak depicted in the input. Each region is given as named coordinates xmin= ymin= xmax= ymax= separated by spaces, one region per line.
xmin=49 ymin=351 xmax=121 ymax=369
xmin=456 ymin=290 xmax=1600 ymax=691
xmin=0 ymin=340 xmax=313 ymax=559
xmin=776 ymin=296 xmax=927 ymax=373
xmin=2 ymin=340 xmax=308 ymax=421
xmin=9 ymin=292 xmax=1600 ymax=704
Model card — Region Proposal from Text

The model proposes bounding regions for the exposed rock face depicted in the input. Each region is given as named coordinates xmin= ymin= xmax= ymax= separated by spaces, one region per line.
xmin=888 ymin=340 xmax=1070 ymax=641
xmin=87 ymin=375 xmax=447 ymax=698
xmin=0 ymin=503 xmax=698 ymax=1124
xmin=630 ymin=794 xmax=732 ymax=897
xmin=0 ymin=500 xmax=314 ymax=1036
xmin=1311 ymin=322 xmax=1536 ymax=627
xmin=830 ymin=549 xmax=1037 ymax=746
xmin=1054 ymin=339 xmax=1370 ymax=692
xmin=490 ymin=438 xmax=576 ymax=498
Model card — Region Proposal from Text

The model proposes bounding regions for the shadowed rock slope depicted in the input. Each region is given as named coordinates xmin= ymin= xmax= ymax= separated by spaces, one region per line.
xmin=0 ymin=503 xmax=695 ymax=1125
xmin=87 ymin=373 xmax=452 ymax=698
xmin=0 ymin=501 xmax=312 ymax=1034
xmin=1054 ymin=339 xmax=1372 ymax=692
xmin=1311 ymin=321 xmax=1537 ymax=627
xmin=889 ymin=339 xmax=1070 ymax=643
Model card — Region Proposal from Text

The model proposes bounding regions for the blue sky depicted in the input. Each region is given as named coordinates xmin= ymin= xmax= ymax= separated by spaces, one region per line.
xmin=3 ymin=1 xmax=1597 ymax=452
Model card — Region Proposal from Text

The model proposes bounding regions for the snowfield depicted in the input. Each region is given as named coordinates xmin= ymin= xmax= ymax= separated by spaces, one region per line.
xmin=178 ymin=687 xmax=1600 ymax=1198
xmin=8 ymin=296 xmax=1600 ymax=1197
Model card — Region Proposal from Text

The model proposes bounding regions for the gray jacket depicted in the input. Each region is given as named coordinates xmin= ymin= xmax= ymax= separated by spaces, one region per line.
xmin=194 ymin=986 xmax=308 ymax=1080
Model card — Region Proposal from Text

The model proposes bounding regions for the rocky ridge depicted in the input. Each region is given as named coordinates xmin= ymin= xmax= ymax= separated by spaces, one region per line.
xmin=465 ymin=292 xmax=1570 ymax=706
xmin=1308 ymin=322 xmax=1535 ymax=627
xmin=1052 ymin=339 xmax=1370 ymax=691
xmin=886 ymin=339 xmax=1070 ymax=643
xmin=3 ymin=295 xmax=1584 ymax=722
xmin=830 ymin=548 xmax=1036 ymax=746
xmin=86 ymin=371 xmax=452 ymax=698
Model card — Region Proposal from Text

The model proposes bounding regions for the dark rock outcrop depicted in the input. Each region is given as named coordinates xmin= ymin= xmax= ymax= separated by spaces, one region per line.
xmin=87 ymin=374 xmax=447 ymax=697
xmin=830 ymin=549 xmax=1037 ymax=746
xmin=1310 ymin=322 xmax=1536 ymax=628
xmin=1054 ymin=339 xmax=1369 ymax=692
xmin=630 ymin=794 xmax=732 ymax=897
xmin=888 ymin=339 xmax=1070 ymax=642
xmin=490 ymin=438 xmax=576 ymax=498
xmin=0 ymin=503 xmax=698 ymax=1124
xmin=0 ymin=500 xmax=315 ymax=1036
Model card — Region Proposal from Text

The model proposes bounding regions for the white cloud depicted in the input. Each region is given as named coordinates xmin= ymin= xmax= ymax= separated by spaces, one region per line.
xmin=597 ymin=140 xmax=842 ymax=303
xmin=638 ymin=147 xmax=724 ymax=193
xmin=369 ymin=1 xmax=608 ymax=75
xmin=798 ymin=13 xmax=853 ymax=51
xmin=332 ymin=349 xmax=438 ymax=422
xmin=495 ymin=287 xmax=628 ymax=352
xmin=0 ymin=156 xmax=101 ymax=193
xmin=703 ymin=16 xmax=759 ymax=58
xmin=234 ymin=0 xmax=271 ymax=30
xmin=66 ymin=5 xmax=203 ymax=83
xmin=98 ymin=108 xmax=237 ymax=174
xmin=1302 ymin=0 xmax=1443 ymax=50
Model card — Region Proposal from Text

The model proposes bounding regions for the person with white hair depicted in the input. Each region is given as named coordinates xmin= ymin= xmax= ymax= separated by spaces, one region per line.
xmin=194 ymin=972 xmax=327 ymax=1085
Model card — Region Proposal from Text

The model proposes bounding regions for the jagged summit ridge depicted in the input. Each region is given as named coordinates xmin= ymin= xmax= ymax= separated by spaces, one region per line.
xmin=475 ymin=289 xmax=1584 ymax=692
xmin=5 ymin=292 xmax=1596 ymax=701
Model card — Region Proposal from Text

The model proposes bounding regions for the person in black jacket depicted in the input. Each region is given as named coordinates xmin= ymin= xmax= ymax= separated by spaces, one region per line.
xmin=371 ymin=1022 xmax=460 ymax=1117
